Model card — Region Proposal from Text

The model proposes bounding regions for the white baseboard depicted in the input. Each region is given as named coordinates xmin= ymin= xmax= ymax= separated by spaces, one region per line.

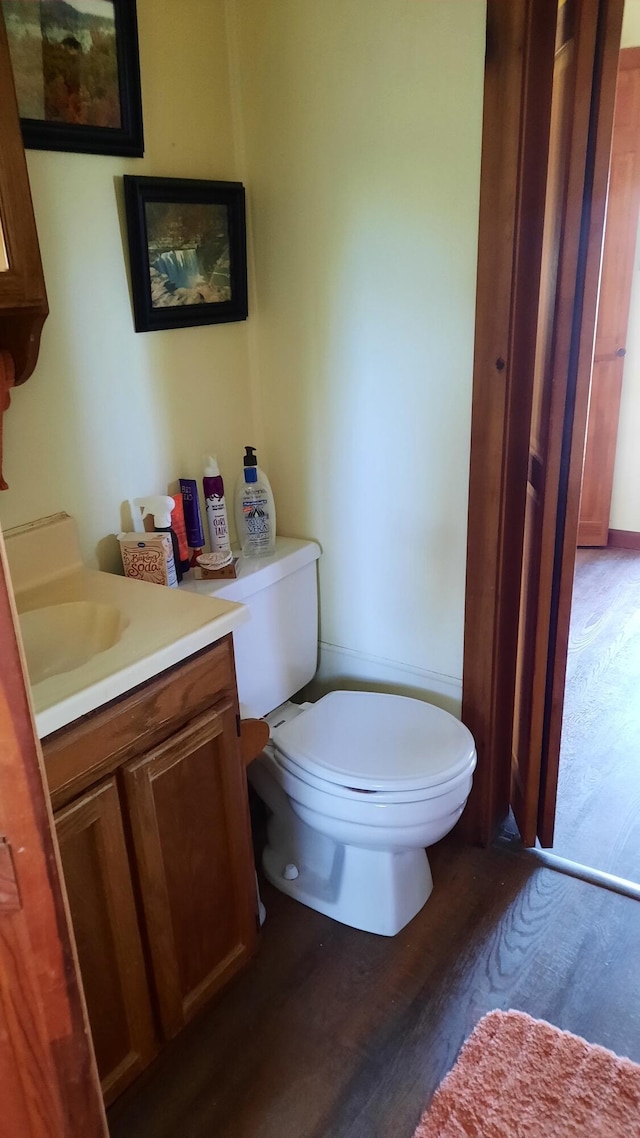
xmin=305 ymin=640 xmax=463 ymax=717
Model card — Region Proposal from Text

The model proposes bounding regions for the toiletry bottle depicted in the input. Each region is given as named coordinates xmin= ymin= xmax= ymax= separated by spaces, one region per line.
xmin=234 ymin=446 xmax=277 ymax=546
xmin=203 ymin=456 xmax=232 ymax=557
xmin=171 ymin=493 xmax=192 ymax=575
xmin=179 ymin=477 xmax=205 ymax=564
xmin=237 ymin=446 xmax=276 ymax=558
xmin=133 ymin=495 xmax=183 ymax=583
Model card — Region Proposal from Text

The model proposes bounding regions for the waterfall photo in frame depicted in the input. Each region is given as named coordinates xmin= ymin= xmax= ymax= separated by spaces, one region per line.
xmin=123 ymin=176 xmax=248 ymax=332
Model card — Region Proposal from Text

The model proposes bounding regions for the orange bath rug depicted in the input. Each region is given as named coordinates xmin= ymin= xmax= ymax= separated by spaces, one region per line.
xmin=414 ymin=1009 xmax=640 ymax=1137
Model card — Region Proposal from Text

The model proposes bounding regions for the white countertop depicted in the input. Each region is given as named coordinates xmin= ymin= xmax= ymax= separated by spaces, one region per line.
xmin=5 ymin=517 xmax=321 ymax=744
xmin=4 ymin=513 xmax=249 ymax=739
xmin=16 ymin=567 xmax=248 ymax=739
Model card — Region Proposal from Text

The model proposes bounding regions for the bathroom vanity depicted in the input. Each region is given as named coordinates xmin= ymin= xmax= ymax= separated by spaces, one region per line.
xmin=45 ymin=637 xmax=258 ymax=1105
xmin=6 ymin=515 xmax=259 ymax=1106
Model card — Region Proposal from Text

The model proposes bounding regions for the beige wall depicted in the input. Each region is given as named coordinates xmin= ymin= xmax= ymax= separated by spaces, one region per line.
xmin=231 ymin=0 xmax=485 ymax=705
xmin=622 ymin=0 xmax=640 ymax=47
xmin=610 ymin=0 xmax=640 ymax=531
xmin=0 ymin=0 xmax=255 ymax=570
xmin=1 ymin=1 xmax=485 ymax=709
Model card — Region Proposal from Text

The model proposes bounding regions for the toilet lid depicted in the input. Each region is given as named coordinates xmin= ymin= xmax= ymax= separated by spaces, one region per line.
xmin=271 ymin=690 xmax=476 ymax=793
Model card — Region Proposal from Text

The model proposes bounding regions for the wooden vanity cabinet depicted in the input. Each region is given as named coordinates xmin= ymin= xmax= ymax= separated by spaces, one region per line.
xmin=46 ymin=637 xmax=258 ymax=1103
xmin=54 ymin=779 xmax=157 ymax=1105
xmin=0 ymin=8 xmax=48 ymax=383
xmin=122 ymin=701 xmax=258 ymax=1040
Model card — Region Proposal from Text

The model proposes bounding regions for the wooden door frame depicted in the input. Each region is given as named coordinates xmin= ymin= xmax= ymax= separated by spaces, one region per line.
xmin=0 ymin=527 xmax=107 ymax=1136
xmin=461 ymin=0 xmax=624 ymax=845
xmin=578 ymin=45 xmax=640 ymax=548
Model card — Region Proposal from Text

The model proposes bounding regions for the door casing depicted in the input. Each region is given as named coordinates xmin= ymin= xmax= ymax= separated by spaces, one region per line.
xmin=0 ymin=526 xmax=107 ymax=1136
xmin=577 ymin=47 xmax=640 ymax=547
xmin=461 ymin=0 xmax=624 ymax=846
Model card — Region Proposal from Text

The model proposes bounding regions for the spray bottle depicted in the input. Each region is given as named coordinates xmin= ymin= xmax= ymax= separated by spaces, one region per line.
xmin=132 ymin=495 xmax=183 ymax=583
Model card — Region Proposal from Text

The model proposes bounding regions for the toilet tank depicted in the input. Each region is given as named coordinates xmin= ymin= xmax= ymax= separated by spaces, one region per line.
xmin=181 ymin=538 xmax=321 ymax=717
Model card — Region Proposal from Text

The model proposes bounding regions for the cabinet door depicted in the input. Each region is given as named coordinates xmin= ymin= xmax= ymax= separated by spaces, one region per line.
xmin=55 ymin=779 xmax=157 ymax=1105
xmin=122 ymin=702 xmax=258 ymax=1040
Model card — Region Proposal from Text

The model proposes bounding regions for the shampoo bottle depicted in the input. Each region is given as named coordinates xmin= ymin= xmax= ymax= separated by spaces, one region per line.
xmin=203 ymin=456 xmax=232 ymax=557
xmin=236 ymin=446 xmax=276 ymax=558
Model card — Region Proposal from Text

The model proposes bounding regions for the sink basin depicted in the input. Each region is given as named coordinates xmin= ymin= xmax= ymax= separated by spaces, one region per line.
xmin=19 ymin=601 xmax=128 ymax=685
xmin=4 ymin=513 xmax=248 ymax=737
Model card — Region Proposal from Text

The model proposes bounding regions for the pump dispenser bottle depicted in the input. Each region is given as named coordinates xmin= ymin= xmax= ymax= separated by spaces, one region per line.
xmin=234 ymin=447 xmax=277 ymax=546
xmin=235 ymin=446 xmax=276 ymax=558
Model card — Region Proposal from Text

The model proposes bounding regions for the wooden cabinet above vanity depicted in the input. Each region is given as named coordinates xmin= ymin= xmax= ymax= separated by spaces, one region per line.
xmin=0 ymin=7 xmax=48 ymax=385
xmin=45 ymin=637 xmax=259 ymax=1105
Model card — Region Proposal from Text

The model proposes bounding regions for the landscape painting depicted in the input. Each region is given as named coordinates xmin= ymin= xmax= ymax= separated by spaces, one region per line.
xmin=2 ymin=0 xmax=143 ymax=155
xmin=145 ymin=201 xmax=232 ymax=309
xmin=123 ymin=176 xmax=248 ymax=332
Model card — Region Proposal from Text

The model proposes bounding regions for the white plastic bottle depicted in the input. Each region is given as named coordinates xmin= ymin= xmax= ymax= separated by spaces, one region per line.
xmin=236 ymin=446 xmax=276 ymax=558
xmin=203 ymin=456 xmax=232 ymax=558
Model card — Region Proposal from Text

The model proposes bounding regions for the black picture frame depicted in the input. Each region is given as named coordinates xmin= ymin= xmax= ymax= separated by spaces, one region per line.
xmin=123 ymin=176 xmax=248 ymax=333
xmin=2 ymin=0 xmax=144 ymax=157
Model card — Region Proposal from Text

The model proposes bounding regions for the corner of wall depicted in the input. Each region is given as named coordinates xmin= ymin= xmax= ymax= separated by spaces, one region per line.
xmin=223 ymin=0 xmax=268 ymax=465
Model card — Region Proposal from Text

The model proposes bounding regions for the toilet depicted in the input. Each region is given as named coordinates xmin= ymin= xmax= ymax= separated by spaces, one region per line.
xmin=186 ymin=538 xmax=476 ymax=936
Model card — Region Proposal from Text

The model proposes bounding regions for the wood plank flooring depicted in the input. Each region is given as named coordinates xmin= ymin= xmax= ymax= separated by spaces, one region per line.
xmin=108 ymin=836 xmax=640 ymax=1138
xmin=552 ymin=547 xmax=640 ymax=878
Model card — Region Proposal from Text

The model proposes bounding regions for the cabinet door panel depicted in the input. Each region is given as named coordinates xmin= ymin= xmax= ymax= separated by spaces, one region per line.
xmin=122 ymin=702 xmax=257 ymax=1040
xmin=55 ymin=779 xmax=157 ymax=1104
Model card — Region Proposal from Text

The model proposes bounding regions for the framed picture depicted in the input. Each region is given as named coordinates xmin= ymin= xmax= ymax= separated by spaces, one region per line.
xmin=123 ymin=176 xmax=248 ymax=333
xmin=2 ymin=0 xmax=143 ymax=157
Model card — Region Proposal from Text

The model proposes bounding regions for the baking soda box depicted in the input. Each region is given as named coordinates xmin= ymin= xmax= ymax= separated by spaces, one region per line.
xmin=117 ymin=532 xmax=178 ymax=587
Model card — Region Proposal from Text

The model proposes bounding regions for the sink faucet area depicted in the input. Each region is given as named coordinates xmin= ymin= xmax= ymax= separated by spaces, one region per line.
xmin=5 ymin=513 xmax=248 ymax=737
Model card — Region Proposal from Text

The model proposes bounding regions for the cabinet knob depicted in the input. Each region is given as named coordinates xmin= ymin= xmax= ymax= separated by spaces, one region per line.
xmin=616 ymin=347 xmax=626 ymax=357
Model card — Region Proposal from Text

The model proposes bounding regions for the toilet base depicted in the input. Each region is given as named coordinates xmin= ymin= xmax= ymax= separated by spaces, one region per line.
xmin=262 ymin=839 xmax=433 ymax=937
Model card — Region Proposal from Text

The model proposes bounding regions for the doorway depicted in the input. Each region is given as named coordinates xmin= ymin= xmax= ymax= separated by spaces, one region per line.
xmin=552 ymin=546 xmax=640 ymax=877
xmin=461 ymin=0 xmax=628 ymax=850
xmin=539 ymin=26 xmax=640 ymax=878
xmin=578 ymin=44 xmax=640 ymax=550
xmin=552 ymin=29 xmax=640 ymax=877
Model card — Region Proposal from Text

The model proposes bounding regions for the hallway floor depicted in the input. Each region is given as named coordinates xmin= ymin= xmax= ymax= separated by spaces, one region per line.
xmin=108 ymin=838 xmax=640 ymax=1138
xmin=552 ymin=547 xmax=640 ymax=880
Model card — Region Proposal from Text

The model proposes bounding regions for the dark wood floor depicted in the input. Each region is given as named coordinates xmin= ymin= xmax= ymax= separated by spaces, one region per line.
xmin=552 ymin=547 xmax=640 ymax=879
xmin=108 ymin=835 xmax=640 ymax=1138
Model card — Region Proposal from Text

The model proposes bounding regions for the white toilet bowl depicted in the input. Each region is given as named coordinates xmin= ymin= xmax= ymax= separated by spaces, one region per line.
xmin=249 ymin=689 xmax=476 ymax=937
xmin=183 ymin=539 xmax=477 ymax=938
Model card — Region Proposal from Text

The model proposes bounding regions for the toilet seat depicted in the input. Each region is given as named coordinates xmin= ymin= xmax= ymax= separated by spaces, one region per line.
xmin=270 ymin=690 xmax=476 ymax=796
xmin=270 ymin=744 xmax=476 ymax=806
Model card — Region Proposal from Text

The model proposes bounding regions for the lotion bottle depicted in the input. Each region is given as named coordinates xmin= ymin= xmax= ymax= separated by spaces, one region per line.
xmin=234 ymin=446 xmax=277 ymax=545
xmin=203 ymin=456 xmax=232 ymax=557
xmin=236 ymin=446 xmax=276 ymax=558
